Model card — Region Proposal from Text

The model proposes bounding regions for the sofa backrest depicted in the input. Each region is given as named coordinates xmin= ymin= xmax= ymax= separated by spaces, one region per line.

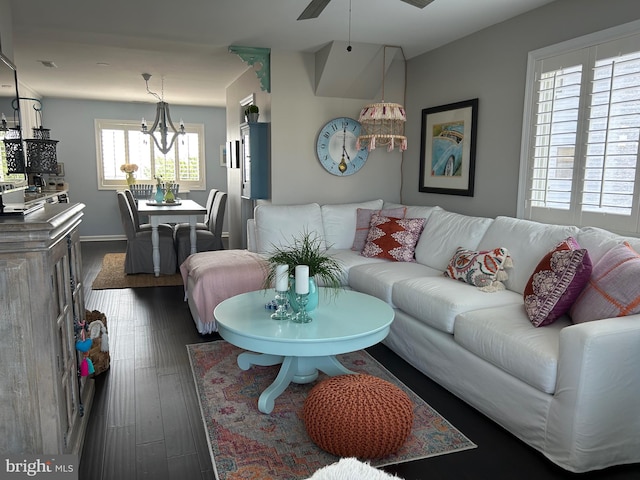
xmin=576 ymin=226 xmax=640 ymax=265
xmin=321 ymin=199 xmax=383 ymax=249
xmin=253 ymin=203 xmax=325 ymax=254
xmin=414 ymin=209 xmax=493 ymax=270
xmin=477 ymin=216 xmax=580 ymax=294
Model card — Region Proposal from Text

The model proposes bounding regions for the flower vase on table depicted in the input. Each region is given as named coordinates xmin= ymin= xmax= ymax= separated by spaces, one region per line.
xmin=120 ymin=163 xmax=138 ymax=187
xmin=155 ymin=185 xmax=164 ymax=203
xmin=125 ymin=172 xmax=136 ymax=187
xmin=164 ymin=183 xmax=176 ymax=203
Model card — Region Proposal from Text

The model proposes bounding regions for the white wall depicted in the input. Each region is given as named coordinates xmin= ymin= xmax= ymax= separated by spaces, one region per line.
xmin=225 ymin=67 xmax=271 ymax=249
xmin=41 ymin=98 xmax=227 ymax=238
xmin=402 ymin=0 xmax=640 ymax=218
xmin=0 ymin=0 xmax=13 ymax=59
xmin=226 ymin=48 xmax=405 ymax=247
xmin=270 ymin=50 xmax=404 ymax=206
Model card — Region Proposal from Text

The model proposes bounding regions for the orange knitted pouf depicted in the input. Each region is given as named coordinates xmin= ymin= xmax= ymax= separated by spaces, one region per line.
xmin=303 ymin=374 xmax=414 ymax=459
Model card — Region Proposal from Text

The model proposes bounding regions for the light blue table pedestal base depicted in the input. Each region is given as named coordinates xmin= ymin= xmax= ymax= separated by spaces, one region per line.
xmin=237 ymin=352 xmax=355 ymax=414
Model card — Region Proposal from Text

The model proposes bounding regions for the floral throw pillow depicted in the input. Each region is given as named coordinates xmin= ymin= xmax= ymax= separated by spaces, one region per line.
xmin=444 ymin=247 xmax=513 ymax=292
xmin=361 ymin=214 xmax=425 ymax=262
xmin=352 ymin=207 xmax=407 ymax=252
xmin=523 ymin=237 xmax=592 ymax=327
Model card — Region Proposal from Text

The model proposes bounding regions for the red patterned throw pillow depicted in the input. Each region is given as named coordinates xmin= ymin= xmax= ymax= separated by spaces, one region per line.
xmin=361 ymin=214 xmax=425 ymax=262
xmin=352 ymin=207 xmax=407 ymax=252
xmin=444 ymin=247 xmax=512 ymax=292
xmin=523 ymin=237 xmax=592 ymax=327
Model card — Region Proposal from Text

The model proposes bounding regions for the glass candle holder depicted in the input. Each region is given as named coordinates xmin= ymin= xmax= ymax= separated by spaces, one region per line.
xmin=270 ymin=290 xmax=290 ymax=320
xmin=292 ymin=293 xmax=312 ymax=323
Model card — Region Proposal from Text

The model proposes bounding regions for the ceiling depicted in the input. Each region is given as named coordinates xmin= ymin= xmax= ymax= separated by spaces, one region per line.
xmin=7 ymin=0 xmax=555 ymax=108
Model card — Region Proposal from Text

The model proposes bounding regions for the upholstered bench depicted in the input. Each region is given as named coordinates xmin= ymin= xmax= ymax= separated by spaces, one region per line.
xmin=179 ymin=249 xmax=268 ymax=334
xmin=303 ymin=374 xmax=414 ymax=459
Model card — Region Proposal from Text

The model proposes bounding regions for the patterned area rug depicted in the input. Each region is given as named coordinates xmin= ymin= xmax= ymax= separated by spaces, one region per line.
xmin=91 ymin=253 xmax=183 ymax=289
xmin=187 ymin=341 xmax=476 ymax=480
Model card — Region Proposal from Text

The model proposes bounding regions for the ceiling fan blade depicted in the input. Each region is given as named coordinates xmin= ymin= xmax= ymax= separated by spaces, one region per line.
xmin=400 ymin=0 xmax=435 ymax=8
xmin=297 ymin=0 xmax=332 ymax=20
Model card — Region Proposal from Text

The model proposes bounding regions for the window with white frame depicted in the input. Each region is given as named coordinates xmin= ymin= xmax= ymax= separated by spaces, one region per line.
xmin=519 ymin=21 xmax=640 ymax=236
xmin=95 ymin=119 xmax=206 ymax=190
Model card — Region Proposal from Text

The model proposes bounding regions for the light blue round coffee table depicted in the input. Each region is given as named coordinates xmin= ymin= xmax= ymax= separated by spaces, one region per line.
xmin=214 ymin=288 xmax=394 ymax=414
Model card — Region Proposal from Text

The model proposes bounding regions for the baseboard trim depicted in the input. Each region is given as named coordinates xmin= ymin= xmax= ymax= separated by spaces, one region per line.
xmin=80 ymin=235 xmax=126 ymax=242
xmin=80 ymin=232 xmax=229 ymax=242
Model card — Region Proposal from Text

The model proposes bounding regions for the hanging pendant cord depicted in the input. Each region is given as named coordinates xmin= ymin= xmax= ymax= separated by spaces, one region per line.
xmin=347 ymin=0 xmax=353 ymax=52
xmin=381 ymin=45 xmax=387 ymax=102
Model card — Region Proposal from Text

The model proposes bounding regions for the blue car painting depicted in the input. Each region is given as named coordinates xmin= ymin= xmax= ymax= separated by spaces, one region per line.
xmin=431 ymin=123 xmax=464 ymax=176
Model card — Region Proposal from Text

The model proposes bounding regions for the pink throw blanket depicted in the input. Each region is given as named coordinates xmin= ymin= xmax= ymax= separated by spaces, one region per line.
xmin=180 ymin=250 xmax=268 ymax=329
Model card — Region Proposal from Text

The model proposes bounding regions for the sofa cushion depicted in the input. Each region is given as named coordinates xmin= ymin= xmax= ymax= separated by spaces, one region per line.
xmin=414 ymin=209 xmax=493 ymax=270
xmin=254 ymin=203 xmax=325 ymax=254
xmin=576 ymin=226 xmax=640 ymax=265
xmin=454 ymin=304 xmax=571 ymax=394
xmin=444 ymin=246 xmax=512 ymax=292
xmin=524 ymin=237 xmax=592 ymax=327
xmin=361 ymin=215 xmax=425 ymax=262
xmin=391 ymin=276 xmax=523 ymax=333
xmin=352 ymin=207 xmax=407 ymax=252
xmin=349 ymin=261 xmax=441 ymax=306
xmin=477 ymin=216 xmax=580 ymax=295
xmin=570 ymin=242 xmax=640 ymax=323
xmin=320 ymin=199 xmax=383 ymax=250
xmin=325 ymin=248 xmax=387 ymax=286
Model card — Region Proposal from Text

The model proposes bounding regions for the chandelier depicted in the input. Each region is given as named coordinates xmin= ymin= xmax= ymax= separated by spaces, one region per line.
xmin=356 ymin=46 xmax=407 ymax=152
xmin=140 ymin=73 xmax=185 ymax=155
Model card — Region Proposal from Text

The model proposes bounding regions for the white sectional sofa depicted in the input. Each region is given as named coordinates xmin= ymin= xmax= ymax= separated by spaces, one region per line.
xmin=246 ymin=199 xmax=640 ymax=473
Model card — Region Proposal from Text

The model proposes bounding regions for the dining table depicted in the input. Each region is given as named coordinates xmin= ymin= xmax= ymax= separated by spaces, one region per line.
xmin=137 ymin=198 xmax=207 ymax=276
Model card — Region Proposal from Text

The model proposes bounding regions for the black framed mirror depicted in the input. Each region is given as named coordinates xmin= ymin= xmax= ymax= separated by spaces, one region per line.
xmin=0 ymin=51 xmax=25 ymax=176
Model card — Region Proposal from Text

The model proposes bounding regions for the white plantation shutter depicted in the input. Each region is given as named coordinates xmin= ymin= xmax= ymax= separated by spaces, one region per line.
xmin=520 ymin=24 xmax=640 ymax=235
xmin=95 ymin=119 xmax=205 ymax=190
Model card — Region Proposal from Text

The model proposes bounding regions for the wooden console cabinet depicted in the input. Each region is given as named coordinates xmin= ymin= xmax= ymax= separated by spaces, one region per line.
xmin=0 ymin=202 xmax=94 ymax=455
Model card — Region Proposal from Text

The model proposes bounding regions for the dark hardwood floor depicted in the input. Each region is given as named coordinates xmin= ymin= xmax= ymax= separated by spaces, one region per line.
xmin=78 ymin=241 xmax=640 ymax=480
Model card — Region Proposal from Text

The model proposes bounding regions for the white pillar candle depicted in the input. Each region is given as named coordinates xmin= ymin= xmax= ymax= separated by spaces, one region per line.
xmin=275 ymin=264 xmax=289 ymax=291
xmin=295 ymin=265 xmax=309 ymax=294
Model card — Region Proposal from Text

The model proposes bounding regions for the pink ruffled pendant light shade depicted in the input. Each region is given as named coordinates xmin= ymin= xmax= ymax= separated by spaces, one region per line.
xmin=357 ymin=102 xmax=407 ymax=152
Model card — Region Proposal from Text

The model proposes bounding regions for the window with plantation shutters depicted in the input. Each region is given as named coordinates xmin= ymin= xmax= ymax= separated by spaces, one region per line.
xmin=519 ymin=21 xmax=640 ymax=235
xmin=95 ymin=119 xmax=206 ymax=190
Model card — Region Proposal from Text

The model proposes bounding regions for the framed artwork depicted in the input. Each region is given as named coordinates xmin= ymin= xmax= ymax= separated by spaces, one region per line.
xmin=419 ymin=98 xmax=478 ymax=196
xmin=220 ymin=144 xmax=227 ymax=167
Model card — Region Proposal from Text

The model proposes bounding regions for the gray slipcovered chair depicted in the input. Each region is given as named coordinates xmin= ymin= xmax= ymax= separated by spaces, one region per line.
xmin=116 ymin=191 xmax=177 ymax=275
xmin=175 ymin=191 xmax=227 ymax=266
xmin=173 ymin=188 xmax=218 ymax=236
xmin=124 ymin=189 xmax=173 ymax=234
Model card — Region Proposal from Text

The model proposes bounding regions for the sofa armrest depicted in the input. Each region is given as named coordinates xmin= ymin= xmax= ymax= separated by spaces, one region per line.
xmin=546 ymin=315 xmax=640 ymax=471
xmin=247 ymin=218 xmax=257 ymax=252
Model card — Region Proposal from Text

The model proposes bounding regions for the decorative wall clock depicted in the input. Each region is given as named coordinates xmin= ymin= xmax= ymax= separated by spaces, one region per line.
xmin=316 ymin=117 xmax=369 ymax=176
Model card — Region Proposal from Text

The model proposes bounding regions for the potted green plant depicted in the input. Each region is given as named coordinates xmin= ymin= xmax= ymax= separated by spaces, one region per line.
xmin=245 ymin=104 xmax=259 ymax=122
xmin=263 ymin=231 xmax=344 ymax=311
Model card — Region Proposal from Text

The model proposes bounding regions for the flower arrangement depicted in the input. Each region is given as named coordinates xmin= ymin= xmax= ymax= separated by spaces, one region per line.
xmin=120 ymin=163 xmax=138 ymax=174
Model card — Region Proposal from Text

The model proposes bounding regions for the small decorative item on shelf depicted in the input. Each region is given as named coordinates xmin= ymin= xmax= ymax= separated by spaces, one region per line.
xmin=263 ymin=231 xmax=343 ymax=315
xmin=245 ymin=104 xmax=259 ymax=123
xmin=120 ymin=163 xmax=138 ymax=187
xmin=154 ymin=176 xmax=164 ymax=203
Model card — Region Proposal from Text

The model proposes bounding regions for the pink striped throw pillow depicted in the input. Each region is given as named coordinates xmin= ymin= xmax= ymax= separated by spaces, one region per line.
xmin=569 ymin=242 xmax=640 ymax=323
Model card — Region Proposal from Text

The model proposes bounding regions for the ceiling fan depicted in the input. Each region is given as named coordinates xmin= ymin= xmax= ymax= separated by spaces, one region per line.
xmin=298 ymin=0 xmax=435 ymax=21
